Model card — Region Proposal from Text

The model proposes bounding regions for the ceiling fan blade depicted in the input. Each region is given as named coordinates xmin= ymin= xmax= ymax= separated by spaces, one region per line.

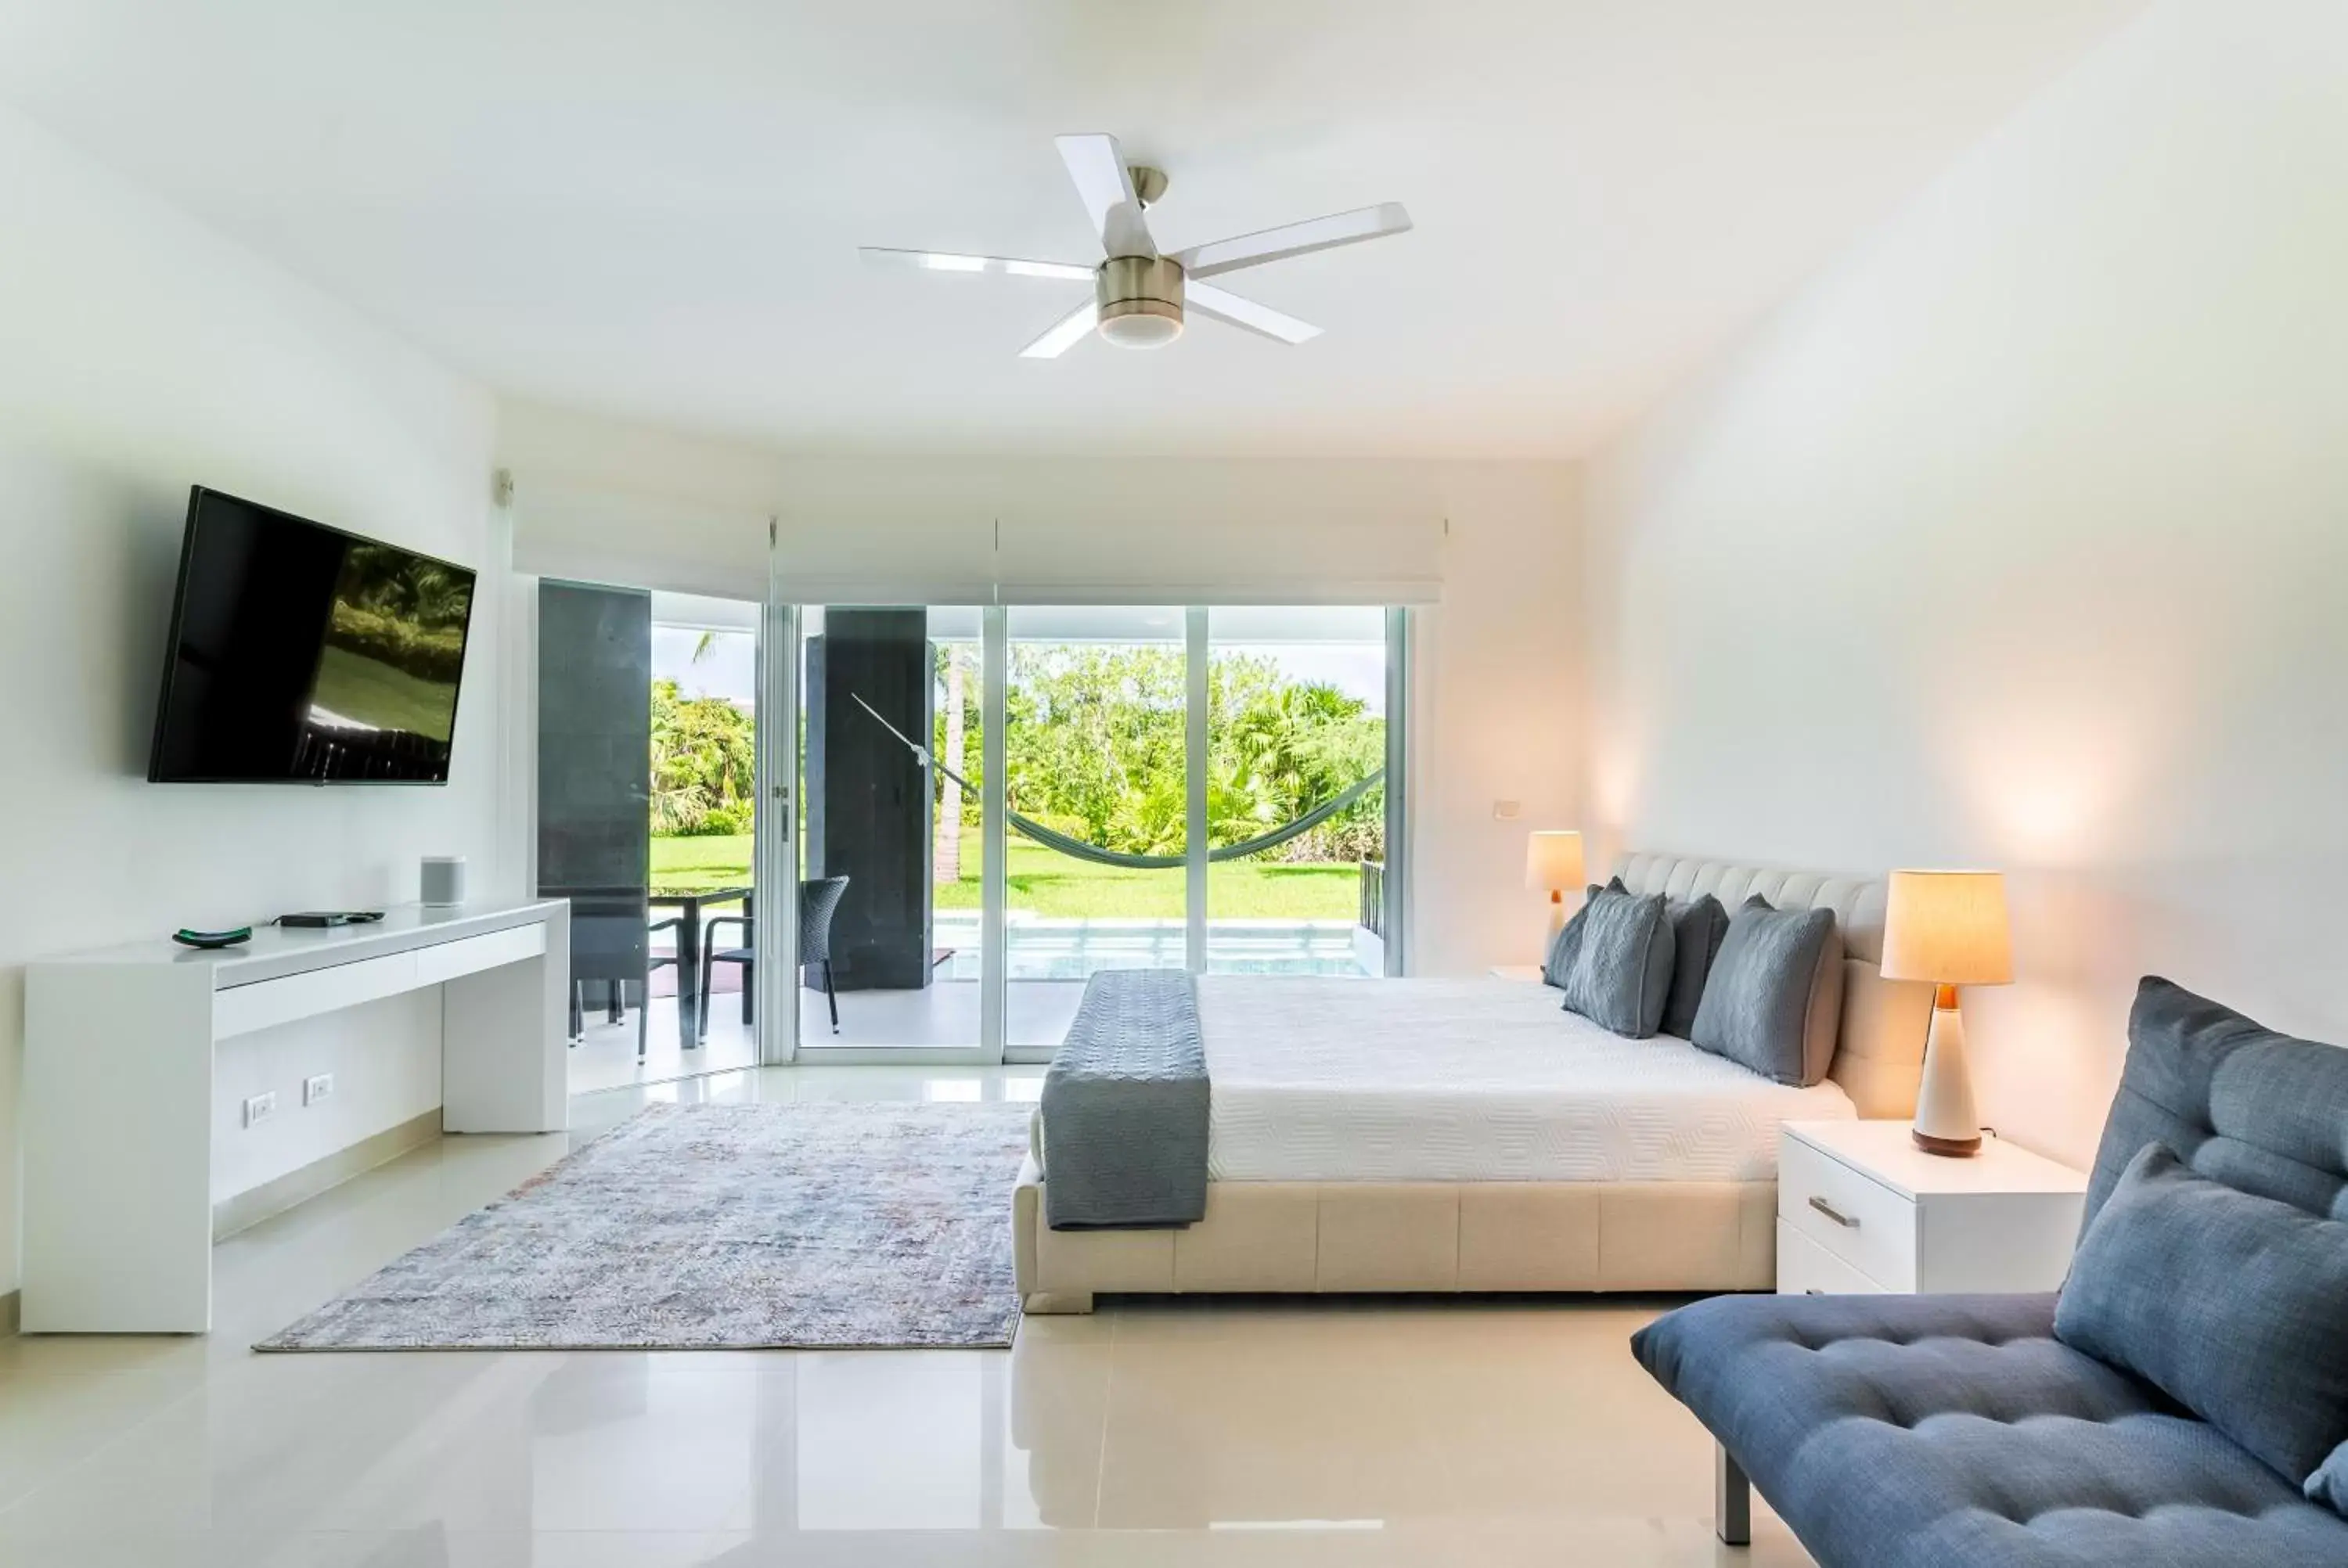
xmin=1173 ymin=202 xmax=1413 ymax=280
xmin=860 ymin=247 xmax=1094 ymax=282
xmin=1054 ymin=132 xmax=1156 ymax=257
xmin=1187 ymin=282 xmax=1322 ymax=345
xmin=1018 ymin=298 xmax=1098 ymax=359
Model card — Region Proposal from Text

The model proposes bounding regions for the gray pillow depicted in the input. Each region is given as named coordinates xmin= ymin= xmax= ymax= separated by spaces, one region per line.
xmin=1687 ymin=895 xmax=1843 ymax=1085
xmin=2056 ymin=1142 xmax=2348 ymax=1488
xmin=1562 ymin=887 xmax=1675 ymax=1038
xmin=1541 ymin=876 xmax=1623 ymax=989
xmin=1659 ymin=894 xmax=1730 ymax=1038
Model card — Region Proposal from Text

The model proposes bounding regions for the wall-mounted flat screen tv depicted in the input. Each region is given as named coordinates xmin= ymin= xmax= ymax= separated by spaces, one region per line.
xmin=147 ymin=487 xmax=478 ymax=783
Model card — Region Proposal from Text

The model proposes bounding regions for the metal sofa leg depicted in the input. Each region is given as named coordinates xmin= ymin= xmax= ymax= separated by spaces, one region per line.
xmin=1716 ymin=1442 xmax=1752 ymax=1547
xmin=1021 ymin=1292 xmax=1095 ymax=1315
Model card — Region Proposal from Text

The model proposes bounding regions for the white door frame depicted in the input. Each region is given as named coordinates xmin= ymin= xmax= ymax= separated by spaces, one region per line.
xmin=777 ymin=599 xmax=1010 ymax=1066
xmin=752 ymin=561 xmax=801 ymax=1066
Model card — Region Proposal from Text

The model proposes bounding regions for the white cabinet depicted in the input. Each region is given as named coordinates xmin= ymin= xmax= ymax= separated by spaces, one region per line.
xmin=1777 ymin=1120 xmax=2087 ymax=1296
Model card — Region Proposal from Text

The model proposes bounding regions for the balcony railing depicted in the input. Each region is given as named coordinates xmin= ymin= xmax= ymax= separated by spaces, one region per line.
xmin=1358 ymin=859 xmax=1385 ymax=937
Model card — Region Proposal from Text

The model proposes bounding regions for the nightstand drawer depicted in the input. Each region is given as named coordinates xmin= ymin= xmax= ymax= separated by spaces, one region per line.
xmin=1776 ymin=1219 xmax=1885 ymax=1296
xmin=1780 ymin=1134 xmax=1918 ymax=1290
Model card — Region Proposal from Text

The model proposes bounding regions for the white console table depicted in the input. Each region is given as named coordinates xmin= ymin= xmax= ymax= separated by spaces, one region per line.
xmin=21 ymin=898 xmax=571 ymax=1333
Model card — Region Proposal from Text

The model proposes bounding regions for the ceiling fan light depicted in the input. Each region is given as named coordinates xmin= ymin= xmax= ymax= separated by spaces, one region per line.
xmin=1098 ymin=301 xmax=1183 ymax=349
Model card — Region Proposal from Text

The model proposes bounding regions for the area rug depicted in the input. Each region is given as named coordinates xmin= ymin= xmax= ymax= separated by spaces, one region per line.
xmin=257 ymin=1099 xmax=1034 ymax=1351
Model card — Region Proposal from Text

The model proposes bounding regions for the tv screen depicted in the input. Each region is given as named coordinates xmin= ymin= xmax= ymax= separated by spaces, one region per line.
xmin=147 ymin=487 xmax=478 ymax=783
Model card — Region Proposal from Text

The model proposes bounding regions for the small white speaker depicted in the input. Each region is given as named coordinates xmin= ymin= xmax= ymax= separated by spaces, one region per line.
xmin=420 ymin=855 xmax=467 ymax=908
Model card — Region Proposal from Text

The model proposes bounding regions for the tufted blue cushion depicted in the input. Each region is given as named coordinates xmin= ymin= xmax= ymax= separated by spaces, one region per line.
xmin=2085 ymin=977 xmax=2348 ymax=1232
xmin=1633 ymin=1293 xmax=2348 ymax=1567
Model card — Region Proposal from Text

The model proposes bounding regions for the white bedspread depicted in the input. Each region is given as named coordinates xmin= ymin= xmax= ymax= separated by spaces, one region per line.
xmin=1197 ymin=976 xmax=1856 ymax=1184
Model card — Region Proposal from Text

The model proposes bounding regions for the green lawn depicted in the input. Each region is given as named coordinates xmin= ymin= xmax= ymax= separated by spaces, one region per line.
xmin=311 ymin=644 xmax=456 ymax=739
xmin=650 ymin=833 xmax=762 ymax=894
xmin=650 ymin=829 xmax=1362 ymax=920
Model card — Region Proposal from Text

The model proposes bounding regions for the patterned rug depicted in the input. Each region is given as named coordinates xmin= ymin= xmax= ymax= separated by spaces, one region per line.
xmin=257 ymin=1099 xmax=1034 ymax=1351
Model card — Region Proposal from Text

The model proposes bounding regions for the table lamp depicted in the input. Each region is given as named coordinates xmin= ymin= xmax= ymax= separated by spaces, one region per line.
xmin=1881 ymin=870 xmax=2013 ymax=1156
xmin=1525 ymin=831 xmax=1586 ymax=941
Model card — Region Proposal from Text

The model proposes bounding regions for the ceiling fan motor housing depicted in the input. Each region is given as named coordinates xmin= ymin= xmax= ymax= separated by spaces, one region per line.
xmin=1097 ymin=255 xmax=1184 ymax=348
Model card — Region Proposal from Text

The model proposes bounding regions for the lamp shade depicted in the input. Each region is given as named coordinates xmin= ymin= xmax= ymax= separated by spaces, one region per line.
xmin=1881 ymin=870 xmax=2013 ymax=986
xmin=1524 ymin=831 xmax=1586 ymax=894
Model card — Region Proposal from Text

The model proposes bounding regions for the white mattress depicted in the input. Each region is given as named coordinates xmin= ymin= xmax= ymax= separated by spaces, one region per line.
xmin=1197 ymin=976 xmax=1856 ymax=1184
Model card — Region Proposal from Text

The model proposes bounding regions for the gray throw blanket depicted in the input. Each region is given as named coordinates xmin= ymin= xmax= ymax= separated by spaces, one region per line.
xmin=1039 ymin=969 xmax=1209 ymax=1231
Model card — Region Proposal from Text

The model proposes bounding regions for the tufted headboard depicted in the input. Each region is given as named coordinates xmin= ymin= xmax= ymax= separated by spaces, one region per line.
xmin=1613 ymin=851 xmax=1933 ymax=1118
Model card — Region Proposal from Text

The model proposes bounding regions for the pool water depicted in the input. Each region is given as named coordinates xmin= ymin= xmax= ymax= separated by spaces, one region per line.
xmin=931 ymin=913 xmax=1370 ymax=980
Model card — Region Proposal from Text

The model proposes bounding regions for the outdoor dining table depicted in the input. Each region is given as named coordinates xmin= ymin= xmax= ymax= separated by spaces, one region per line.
xmin=648 ymin=884 xmax=751 ymax=1045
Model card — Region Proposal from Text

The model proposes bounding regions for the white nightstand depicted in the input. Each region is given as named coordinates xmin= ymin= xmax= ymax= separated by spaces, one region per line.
xmin=1489 ymin=965 xmax=1544 ymax=983
xmin=1777 ymin=1120 xmax=2087 ymax=1296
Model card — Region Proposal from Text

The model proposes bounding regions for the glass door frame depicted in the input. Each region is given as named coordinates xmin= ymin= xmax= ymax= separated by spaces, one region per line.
xmin=754 ymin=590 xmax=1411 ymax=1066
xmin=751 ymin=589 xmax=800 ymax=1066
xmin=756 ymin=597 xmax=1010 ymax=1066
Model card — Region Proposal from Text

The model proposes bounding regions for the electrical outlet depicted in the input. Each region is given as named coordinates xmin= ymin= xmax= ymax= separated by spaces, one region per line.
xmin=303 ymin=1073 xmax=335 ymax=1107
xmin=1492 ymin=800 xmax=1523 ymax=821
xmin=242 ymin=1091 xmax=277 ymax=1128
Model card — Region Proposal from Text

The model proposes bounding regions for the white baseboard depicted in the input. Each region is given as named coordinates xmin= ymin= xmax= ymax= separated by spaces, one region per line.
xmin=211 ymin=1109 xmax=443 ymax=1241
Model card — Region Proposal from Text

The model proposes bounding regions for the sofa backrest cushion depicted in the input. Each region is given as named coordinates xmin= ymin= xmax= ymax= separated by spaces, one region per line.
xmin=2084 ymin=977 xmax=2348 ymax=1235
xmin=2057 ymin=1142 xmax=2348 ymax=1487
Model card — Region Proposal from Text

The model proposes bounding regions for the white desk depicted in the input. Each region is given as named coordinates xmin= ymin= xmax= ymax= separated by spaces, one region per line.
xmin=22 ymin=899 xmax=570 ymax=1333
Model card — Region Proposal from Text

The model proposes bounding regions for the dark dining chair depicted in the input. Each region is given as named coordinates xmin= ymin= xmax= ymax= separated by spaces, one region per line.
xmin=700 ymin=876 xmax=851 ymax=1038
xmin=550 ymin=884 xmax=661 ymax=1057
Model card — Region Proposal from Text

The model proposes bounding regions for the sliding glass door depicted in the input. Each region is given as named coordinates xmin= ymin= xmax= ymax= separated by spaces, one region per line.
xmin=1205 ymin=607 xmax=1391 ymax=977
xmin=768 ymin=606 xmax=994 ymax=1054
xmin=757 ymin=584 xmax=1407 ymax=1066
xmin=1003 ymin=606 xmax=1190 ymax=1052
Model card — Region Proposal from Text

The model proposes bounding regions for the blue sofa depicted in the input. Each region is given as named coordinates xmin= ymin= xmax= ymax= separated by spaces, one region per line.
xmin=1633 ymin=978 xmax=2348 ymax=1566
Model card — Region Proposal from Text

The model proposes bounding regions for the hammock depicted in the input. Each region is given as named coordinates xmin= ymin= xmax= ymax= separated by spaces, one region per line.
xmin=852 ymin=692 xmax=1384 ymax=871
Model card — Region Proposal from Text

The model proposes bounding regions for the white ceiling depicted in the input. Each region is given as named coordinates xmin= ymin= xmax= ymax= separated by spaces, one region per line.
xmin=0 ymin=1 xmax=2139 ymax=459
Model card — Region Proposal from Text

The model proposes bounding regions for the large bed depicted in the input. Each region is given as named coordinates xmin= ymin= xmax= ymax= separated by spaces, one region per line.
xmin=1013 ymin=854 xmax=1935 ymax=1311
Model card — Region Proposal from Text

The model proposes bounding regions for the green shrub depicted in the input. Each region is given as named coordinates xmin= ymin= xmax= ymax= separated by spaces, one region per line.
xmin=326 ymin=603 xmax=466 ymax=682
xmin=679 ymin=803 xmax=751 ymax=836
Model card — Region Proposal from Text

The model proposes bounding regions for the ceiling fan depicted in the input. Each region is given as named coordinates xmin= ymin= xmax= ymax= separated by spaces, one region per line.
xmin=859 ymin=133 xmax=1413 ymax=358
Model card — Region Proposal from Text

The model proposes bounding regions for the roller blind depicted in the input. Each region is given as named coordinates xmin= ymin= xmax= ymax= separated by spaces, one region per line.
xmin=511 ymin=482 xmax=766 ymax=600
xmin=513 ymin=481 xmax=1445 ymax=606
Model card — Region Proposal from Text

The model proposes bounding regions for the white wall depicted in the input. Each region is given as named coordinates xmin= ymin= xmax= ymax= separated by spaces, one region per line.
xmin=499 ymin=401 xmax=1584 ymax=979
xmin=1583 ymin=1 xmax=2348 ymax=1167
xmin=0 ymin=101 xmax=504 ymax=1293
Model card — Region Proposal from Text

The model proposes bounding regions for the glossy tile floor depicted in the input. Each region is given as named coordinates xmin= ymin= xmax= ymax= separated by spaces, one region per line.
xmin=0 ymin=1066 xmax=1813 ymax=1566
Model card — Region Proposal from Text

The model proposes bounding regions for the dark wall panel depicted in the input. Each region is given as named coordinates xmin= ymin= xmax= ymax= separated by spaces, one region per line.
xmin=538 ymin=581 xmax=651 ymax=983
xmin=805 ymin=610 xmax=933 ymax=991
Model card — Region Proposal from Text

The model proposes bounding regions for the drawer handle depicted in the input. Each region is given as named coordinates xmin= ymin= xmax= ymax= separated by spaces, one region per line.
xmin=1808 ymin=1195 xmax=1860 ymax=1229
